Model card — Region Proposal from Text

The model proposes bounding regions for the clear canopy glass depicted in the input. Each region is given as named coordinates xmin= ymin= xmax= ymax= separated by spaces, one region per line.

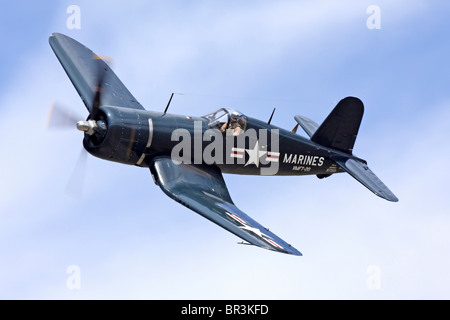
xmin=203 ymin=108 xmax=247 ymax=135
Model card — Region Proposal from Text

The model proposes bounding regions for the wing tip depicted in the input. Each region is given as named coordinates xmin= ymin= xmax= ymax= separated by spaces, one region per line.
xmin=49 ymin=32 xmax=64 ymax=43
xmin=379 ymin=192 xmax=399 ymax=202
xmin=280 ymin=244 xmax=302 ymax=256
xmin=289 ymin=248 xmax=303 ymax=256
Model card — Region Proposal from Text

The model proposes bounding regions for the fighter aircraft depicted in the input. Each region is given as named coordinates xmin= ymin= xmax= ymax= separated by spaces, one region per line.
xmin=48 ymin=33 xmax=398 ymax=256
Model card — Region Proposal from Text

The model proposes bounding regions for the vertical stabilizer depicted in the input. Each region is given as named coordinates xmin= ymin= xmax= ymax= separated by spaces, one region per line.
xmin=311 ymin=97 xmax=364 ymax=154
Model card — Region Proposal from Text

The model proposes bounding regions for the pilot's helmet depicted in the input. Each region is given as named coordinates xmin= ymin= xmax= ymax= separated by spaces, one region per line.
xmin=229 ymin=117 xmax=238 ymax=128
xmin=236 ymin=116 xmax=245 ymax=127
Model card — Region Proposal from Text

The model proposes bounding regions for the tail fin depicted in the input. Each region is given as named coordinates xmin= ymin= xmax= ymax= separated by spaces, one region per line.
xmin=295 ymin=97 xmax=398 ymax=202
xmin=311 ymin=97 xmax=364 ymax=154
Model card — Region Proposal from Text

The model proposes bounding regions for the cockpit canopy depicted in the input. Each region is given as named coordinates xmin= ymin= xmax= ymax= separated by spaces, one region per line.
xmin=203 ymin=108 xmax=247 ymax=136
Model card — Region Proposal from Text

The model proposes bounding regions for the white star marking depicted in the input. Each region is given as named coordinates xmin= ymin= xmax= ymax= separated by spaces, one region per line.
xmin=239 ymin=225 xmax=265 ymax=238
xmin=244 ymin=141 xmax=267 ymax=167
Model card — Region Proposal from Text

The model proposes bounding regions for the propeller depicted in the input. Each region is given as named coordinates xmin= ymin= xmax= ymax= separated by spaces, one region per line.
xmin=46 ymin=101 xmax=82 ymax=129
xmin=47 ymin=55 xmax=110 ymax=131
xmin=46 ymin=102 xmax=89 ymax=198
xmin=47 ymin=55 xmax=110 ymax=198
xmin=64 ymin=148 xmax=88 ymax=199
xmin=76 ymin=57 xmax=108 ymax=135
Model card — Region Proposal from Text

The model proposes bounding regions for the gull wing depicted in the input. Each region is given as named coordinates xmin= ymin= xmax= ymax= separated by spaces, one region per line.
xmin=49 ymin=33 xmax=145 ymax=112
xmin=151 ymin=157 xmax=301 ymax=256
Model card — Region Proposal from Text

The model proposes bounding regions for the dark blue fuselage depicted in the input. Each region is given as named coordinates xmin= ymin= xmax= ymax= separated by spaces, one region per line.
xmin=83 ymin=106 xmax=351 ymax=177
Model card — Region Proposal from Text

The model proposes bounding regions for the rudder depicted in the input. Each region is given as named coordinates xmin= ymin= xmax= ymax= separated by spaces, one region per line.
xmin=311 ymin=97 xmax=364 ymax=154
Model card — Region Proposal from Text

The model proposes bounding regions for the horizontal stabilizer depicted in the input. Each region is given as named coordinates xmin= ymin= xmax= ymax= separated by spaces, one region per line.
xmin=294 ymin=115 xmax=319 ymax=138
xmin=333 ymin=157 xmax=398 ymax=202
xmin=311 ymin=97 xmax=364 ymax=154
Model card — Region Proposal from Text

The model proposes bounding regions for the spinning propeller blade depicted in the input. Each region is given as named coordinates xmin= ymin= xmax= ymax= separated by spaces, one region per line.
xmin=65 ymin=148 xmax=88 ymax=199
xmin=46 ymin=101 xmax=82 ymax=129
xmin=89 ymin=60 xmax=107 ymax=120
xmin=47 ymin=56 xmax=111 ymax=198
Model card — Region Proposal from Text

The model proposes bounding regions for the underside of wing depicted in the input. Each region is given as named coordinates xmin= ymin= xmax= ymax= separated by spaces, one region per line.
xmin=49 ymin=33 xmax=145 ymax=112
xmin=150 ymin=157 xmax=301 ymax=256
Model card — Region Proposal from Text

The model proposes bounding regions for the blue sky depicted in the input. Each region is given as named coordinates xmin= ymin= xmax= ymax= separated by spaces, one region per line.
xmin=1 ymin=1 xmax=450 ymax=299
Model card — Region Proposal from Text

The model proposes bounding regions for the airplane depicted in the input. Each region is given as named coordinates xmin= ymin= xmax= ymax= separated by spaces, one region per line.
xmin=48 ymin=33 xmax=398 ymax=256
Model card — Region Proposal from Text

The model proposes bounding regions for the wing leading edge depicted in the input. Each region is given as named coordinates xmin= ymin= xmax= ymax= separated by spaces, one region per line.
xmin=150 ymin=157 xmax=301 ymax=256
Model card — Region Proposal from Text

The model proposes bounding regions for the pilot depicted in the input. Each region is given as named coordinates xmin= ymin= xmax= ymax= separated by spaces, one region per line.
xmin=221 ymin=115 xmax=245 ymax=136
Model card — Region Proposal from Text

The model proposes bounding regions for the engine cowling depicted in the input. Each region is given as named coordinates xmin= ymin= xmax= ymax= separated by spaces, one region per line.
xmin=82 ymin=106 xmax=151 ymax=165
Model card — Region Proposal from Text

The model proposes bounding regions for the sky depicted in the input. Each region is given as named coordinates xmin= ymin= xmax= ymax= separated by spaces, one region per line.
xmin=1 ymin=0 xmax=450 ymax=300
